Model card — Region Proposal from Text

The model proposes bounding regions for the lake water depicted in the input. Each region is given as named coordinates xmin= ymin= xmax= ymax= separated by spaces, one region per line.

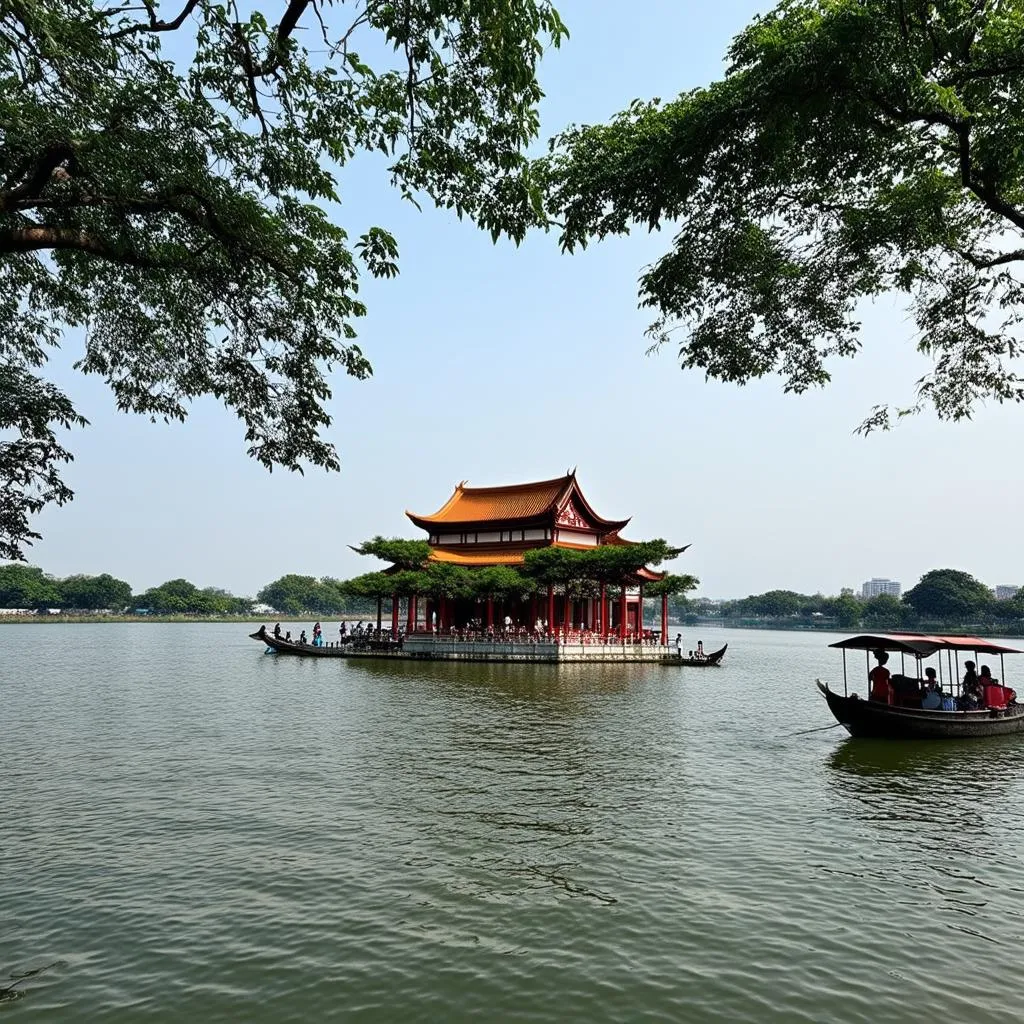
xmin=3 ymin=624 xmax=1024 ymax=1022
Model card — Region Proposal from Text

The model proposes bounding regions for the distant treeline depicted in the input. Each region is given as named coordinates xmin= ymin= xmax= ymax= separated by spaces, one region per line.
xmin=4 ymin=564 xmax=1020 ymax=628
xmin=672 ymin=570 xmax=1024 ymax=630
xmin=0 ymin=565 xmax=379 ymax=616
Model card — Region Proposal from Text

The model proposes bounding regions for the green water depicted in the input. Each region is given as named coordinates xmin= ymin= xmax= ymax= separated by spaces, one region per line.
xmin=3 ymin=624 xmax=1024 ymax=1022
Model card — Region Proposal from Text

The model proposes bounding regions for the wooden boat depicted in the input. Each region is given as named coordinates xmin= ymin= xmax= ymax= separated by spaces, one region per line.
xmin=679 ymin=642 xmax=727 ymax=666
xmin=817 ymin=633 xmax=1024 ymax=739
xmin=250 ymin=625 xmax=400 ymax=657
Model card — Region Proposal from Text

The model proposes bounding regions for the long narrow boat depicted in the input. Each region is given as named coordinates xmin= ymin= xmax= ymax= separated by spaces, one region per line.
xmin=679 ymin=643 xmax=727 ymax=667
xmin=250 ymin=625 xmax=401 ymax=657
xmin=817 ymin=633 xmax=1024 ymax=739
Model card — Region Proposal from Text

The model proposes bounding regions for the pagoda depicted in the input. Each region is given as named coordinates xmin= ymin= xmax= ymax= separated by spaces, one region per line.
xmin=400 ymin=471 xmax=679 ymax=643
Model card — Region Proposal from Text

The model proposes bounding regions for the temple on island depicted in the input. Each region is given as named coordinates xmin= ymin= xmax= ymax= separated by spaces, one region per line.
xmin=394 ymin=471 xmax=682 ymax=646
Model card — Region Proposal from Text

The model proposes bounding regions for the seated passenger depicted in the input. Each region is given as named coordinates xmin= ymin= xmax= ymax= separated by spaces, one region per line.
xmin=921 ymin=671 xmax=943 ymax=710
xmin=299 ymin=630 xmax=308 ymax=644
xmin=869 ymin=650 xmax=892 ymax=704
xmin=980 ymin=665 xmax=1007 ymax=708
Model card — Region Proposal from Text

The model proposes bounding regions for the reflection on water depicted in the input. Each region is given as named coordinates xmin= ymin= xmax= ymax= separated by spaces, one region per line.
xmin=0 ymin=962 xmax=66 ymax=1004
xmin=3 ymin=623 xmax=1024 ymax=1023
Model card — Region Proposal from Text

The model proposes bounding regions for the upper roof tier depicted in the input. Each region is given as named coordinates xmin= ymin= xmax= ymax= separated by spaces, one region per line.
xmin=406 ymin=472 xmax=631 ymax=533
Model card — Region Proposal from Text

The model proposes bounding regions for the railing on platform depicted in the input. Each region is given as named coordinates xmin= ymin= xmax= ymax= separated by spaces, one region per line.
xmin=405 ymin=628 xmax=669 ymax=646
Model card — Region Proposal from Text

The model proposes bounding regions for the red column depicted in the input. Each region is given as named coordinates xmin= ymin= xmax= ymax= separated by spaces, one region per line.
xmin=486 ymin=598 xmax=494 ymax=628
xmin=376 ymin=595 xmax=382 ymax=633
xmin=530 ymin=593 xmax=537 ymax=628
xmin=408 ymin=595 xmax=417 ymax=632
xmin=638 ymin=583 xmax=644 ymax=639
xmin=563 ymin=591 xmax=571 ymax=633
xmin=600 ymin=584 xmax=607 ymax=640
xmin=661 ymin=592 xmax=668 ymax=646
xmin=619 ymin=584 xmax=627 ymax=640
xmin=547 ymin=584 xmax=554 ymax=638
xmin=439 ymin=596 xmax=447 ymax=632
xmin=391 ymin=593 xmax=399 ymax=638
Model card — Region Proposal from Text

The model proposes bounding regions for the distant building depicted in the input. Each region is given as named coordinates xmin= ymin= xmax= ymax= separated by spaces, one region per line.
xmin=861 ymin=578 xmax=901 ymax=599
xmin=995 ymin=585 xmax=1020 ymax=601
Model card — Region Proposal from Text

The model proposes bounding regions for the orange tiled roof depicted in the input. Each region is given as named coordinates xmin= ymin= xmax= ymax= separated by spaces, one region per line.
xmin=409 ymin=474 xmax=573 ymax=526
xmin=407 ymin=472 xmax=631 ymax=532
xmin=429 ymin=548 xmax=531 ymax=566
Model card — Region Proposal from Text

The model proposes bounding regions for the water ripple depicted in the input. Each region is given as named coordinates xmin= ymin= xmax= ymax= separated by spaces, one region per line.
xmin=4 ymin=624 xmax=1024 ymax=1021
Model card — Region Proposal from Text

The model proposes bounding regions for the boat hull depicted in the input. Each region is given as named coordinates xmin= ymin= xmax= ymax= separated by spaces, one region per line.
xmin=679 ymin=643 xmax=727 ymax=667
xmin=249 ymin=626 xmax=398 ymax=657
xmin=816 ymin=681 xmax=1024 ymax=739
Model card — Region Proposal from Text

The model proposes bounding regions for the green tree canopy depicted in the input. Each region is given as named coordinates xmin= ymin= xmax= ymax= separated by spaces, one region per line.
xmin=1 ymin=0 xmax=567 ymax=559
xmin=59 ymin=572 xmax=132 ymax=610
xmin=469 ymin=565 xmax=534 ymax=602
xmin=645 ymin=573 xmax=700 ymax=598
xmin=737 ymin=590 xmax=804 ymax=618
xmin=352 ymin=537 xmax=432 ymax=571
xmin=135 ymin=577 xmax=250 ymax=613
xmin=522 ymin=539 xmax=683 ymax=587
xmin=861 ymin=592 xmax=910 ymax=629
xmin=904 ymin=568 xmax=993 ymax=620
xmin=0 ymin=562 xmax=60 ymax=607
xmin=257 ymin=573 xmax=344 ymax=615
xmin=543 ymin=0 xmax=1024 ymax=430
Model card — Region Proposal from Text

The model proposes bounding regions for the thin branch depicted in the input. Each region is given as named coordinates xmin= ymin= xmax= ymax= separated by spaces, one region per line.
xmin=234 ymin=23 xmax=270 ymax=136
xmin=955 ymin=247 xmax=1024 ymax=269
xmin=104 ymin=0 xmax=201 ymax=39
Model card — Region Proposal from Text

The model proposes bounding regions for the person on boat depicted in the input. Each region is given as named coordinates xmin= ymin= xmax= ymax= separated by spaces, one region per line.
xmin=979 ymin=665 xmax=1008 ymax=708
xmin=921 ymin=669 xmax=943 ymax=710
xmin=284 ymin=630 xmax=292 ymax=642
xmin=273 ymin=622 xmax=282 ymax=639
xmin=869 ymin=650 xmax=893 ymax=704
xmin=960 ymin=661 xmax=983 ymax=709
xmin=963 ymin=660 xmax=980 ymax=691
xmin=697 ymin=640 xmax=705 ymax=660
xmin=299 ymin=629 xmax=308 ymax=644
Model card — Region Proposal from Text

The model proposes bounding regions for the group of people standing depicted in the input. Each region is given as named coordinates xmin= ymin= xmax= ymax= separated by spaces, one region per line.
xmin=271 ymin=621 xmax=396 ymax=646
xmin=869 ymin=651 xmax=1016 ymax=711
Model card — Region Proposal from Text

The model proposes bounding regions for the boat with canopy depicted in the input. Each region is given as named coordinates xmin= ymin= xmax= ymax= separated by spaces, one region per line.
xmin=817 ymin=633 xmax=1024 ymax=739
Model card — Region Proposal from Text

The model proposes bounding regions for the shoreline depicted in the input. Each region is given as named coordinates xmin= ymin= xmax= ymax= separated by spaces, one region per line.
xmin=0 ymin=614 xmax=376 ymax=625
xmin=3 ymin=616 xmax=1023 ymax=639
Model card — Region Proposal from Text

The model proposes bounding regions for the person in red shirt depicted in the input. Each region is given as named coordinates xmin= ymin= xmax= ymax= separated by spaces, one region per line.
xmin=869 ymin=650 xmax=892 ymax=704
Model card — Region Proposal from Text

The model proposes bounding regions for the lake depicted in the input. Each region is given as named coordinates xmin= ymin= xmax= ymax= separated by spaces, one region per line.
xmin=3 ymin=624 xmax=1024 ymax=1022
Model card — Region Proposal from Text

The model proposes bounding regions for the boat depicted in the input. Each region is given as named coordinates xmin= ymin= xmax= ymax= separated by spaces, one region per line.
xmin=679 ymin=642 xmax=727 ymax=667
xmin=250 ymin=625 xmax=400 ymax=657
xmin=817 ymin=633 xmax=1024 ymax=739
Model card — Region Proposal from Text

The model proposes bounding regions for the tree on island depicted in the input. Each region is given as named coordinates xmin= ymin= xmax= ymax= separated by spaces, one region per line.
xmin=542 ymin=1 xmax=1024 ymax=430
xmin=0 ymin=0 xmax=567 ymax=559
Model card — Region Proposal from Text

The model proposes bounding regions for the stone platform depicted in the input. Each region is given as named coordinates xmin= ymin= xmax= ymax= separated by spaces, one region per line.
xmin=400 ymin=636 xmax=681 ymax=663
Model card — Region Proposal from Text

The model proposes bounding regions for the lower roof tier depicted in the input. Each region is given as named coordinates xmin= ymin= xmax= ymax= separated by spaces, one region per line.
xmin=428 ymin=544 xmax=664 ymax=581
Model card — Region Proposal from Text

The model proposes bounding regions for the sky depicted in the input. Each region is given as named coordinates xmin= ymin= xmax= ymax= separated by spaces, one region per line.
xmin=20 ymin=0 xmax=1024 ymax=600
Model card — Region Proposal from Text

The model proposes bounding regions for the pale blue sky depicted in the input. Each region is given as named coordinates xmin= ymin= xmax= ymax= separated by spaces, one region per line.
xmin=25 ymin=1 xmax=1024 ymax=598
